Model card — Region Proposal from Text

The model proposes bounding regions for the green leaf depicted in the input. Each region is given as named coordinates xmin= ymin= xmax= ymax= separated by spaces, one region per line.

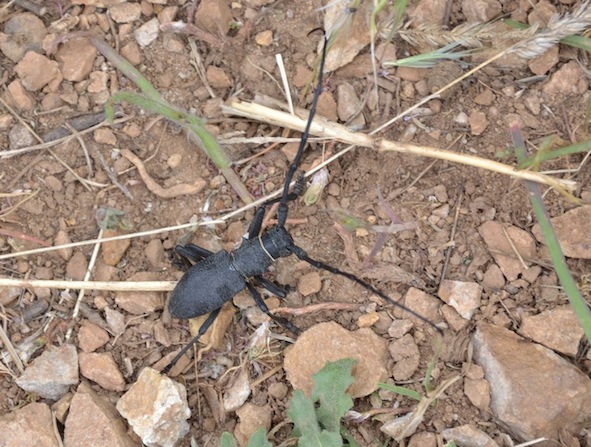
xmin=377 ymin=383 xmax=421 ymax=401
xmin=246 ymin=428 xmax=272 ymax=447
xmin=312 ymin=359 xmax=355 ymax=433
xmin=220 ymin=432 xmax=237 ymax=447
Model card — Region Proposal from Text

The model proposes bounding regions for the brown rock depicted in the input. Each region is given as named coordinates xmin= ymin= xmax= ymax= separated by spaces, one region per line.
xmin=120 ymin=41 xmax=142 ymax=65
xmin=6 ymin=79 xmax=35 ymax=111
xmin=194 ymin=0 xmax=233 ymax=35
xmin=542 ymin=61 xmax=587 ymax=101
xmin=144 ymin=239 xmax=165 ymax=269
xmin=532 ymin=205 xmax=591 ymax=259
xmin=16 ymin=345 xmax=79 ymax=400
xmin=482 ymin=263 xmax=505 ymax=289
xmin=115 ymin=272 xmax=164 ymax=314
xmin=464 ymin=378 xmax=491 ymax=411
xmin=78 ymin=321 xmax=110 ymax=353
xmin=411 ymin=0 xmax=448 ymax=26
xmin=297 ymin=271 xmax=321 ymax=296
xmin=443 ymin=424 xmax=498 ymax=447
xmin=15 ymin=51 xmax=60 ymax=91
xmin=0 ymin=402 xmax=59 ymax=447
xmin=462 ymin=0 xmax=502 ymax=23
xmin=206 ymin=65 xmax=232 ymax=89
xmin=64 ymin=382 xmax=138 ymax=447
xmin=438 ymin=280 xmax=482 ymax=320
xmin=473 ymin=89 xmax=495 ymax=106
xmin=519 ymin=306 xmax=584 ymax=356
xmin=322 ymin=1 xmax=370 ymax=71
xmin=101 ymin=229 xmax=131 ymax=266
xmin=66 ymin=251 xmax=88 ymax=280
xmin=284 ymin=322 xmax=388 ymax=398
xmin=396 ymin=287 xmax=442 ymax=326
xmin=473 ymin=323 xmax=591 ymax=442
xmin=316 ymin=91 xmax=338 ymax=121
xmin=55 ymin=38 xmax=97 ymax=82
xmin=529 ymin=46 xmax=559 ymax=76
xmin=0 ymin=13 xmax=47 ymax=63
xmin=109 ymin=2 xmax=142 ymax=22
xmin=337 ymin=83 xmax=365 ymax=128
xmin=234 ymin=403 xmax=272 ymax=446
xmin=117 ymin=368 xmax=190 ymax=447
xmin=478 ymin=221 xmax=536 ymax=281
xmin=469 ymin=110 xmax=489 ymax=135
xmin=389 ymin=333 xmax=420 ymax=381
xmin=79 ymin=352 xmax=126 ymax=391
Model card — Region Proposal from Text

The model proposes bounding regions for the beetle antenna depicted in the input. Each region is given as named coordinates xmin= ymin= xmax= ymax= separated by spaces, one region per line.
xmin=277 ymin=35 xmax=328 ymax=227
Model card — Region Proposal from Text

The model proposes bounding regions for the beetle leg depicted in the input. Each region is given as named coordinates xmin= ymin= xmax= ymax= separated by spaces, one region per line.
xmin=254 ymin=276 xmax=289 ymax=298
xmin=288 ymin=245 xmax=442 ymax=334
xmin=161 ymin=306 xmax=221 ymax=374
xmin=175 ymin=243 xmax=213 ymax=262
xmin=246 ymin=283 xmax=300 ymax=334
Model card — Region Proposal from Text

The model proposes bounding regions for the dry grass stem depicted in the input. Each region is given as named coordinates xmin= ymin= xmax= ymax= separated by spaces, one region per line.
xmin=398 ymin=1 xmax=591 ymax=60
xmin=222 ymin=99 xmax=576 ymax=191
xmin=0 ymin=324 xmax=24 ymax=374
xmin=0 ymin=277 xmax=177 ymax=291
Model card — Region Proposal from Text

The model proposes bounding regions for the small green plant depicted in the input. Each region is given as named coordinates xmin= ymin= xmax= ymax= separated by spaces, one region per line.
xmin=221 ymin=358 xmax=357 ymax=447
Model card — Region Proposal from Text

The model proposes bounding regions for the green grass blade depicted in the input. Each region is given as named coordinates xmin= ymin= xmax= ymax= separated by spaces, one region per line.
xmin=517 ymin=140 xmax=591 ymax=169
xmin=511 ymin=124 xmax=591 ymax=343
xmin=377 ymin=383 xmax=421 ymax=401
xmin=91 ymin=37 xmax=161 ymax=101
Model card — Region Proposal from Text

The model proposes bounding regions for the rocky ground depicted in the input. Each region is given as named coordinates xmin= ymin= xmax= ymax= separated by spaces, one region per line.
xmin=1 ymin=0 xmax=591 ymax=446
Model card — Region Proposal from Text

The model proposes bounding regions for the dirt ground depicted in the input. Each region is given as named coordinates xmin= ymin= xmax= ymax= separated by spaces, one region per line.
xmin=1 ymin=0 xmax=591 ymax=446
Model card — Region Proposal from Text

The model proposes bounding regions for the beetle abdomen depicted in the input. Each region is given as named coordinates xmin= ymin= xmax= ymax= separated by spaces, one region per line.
xmin=169 ymin=251 xmax=246 ymax=319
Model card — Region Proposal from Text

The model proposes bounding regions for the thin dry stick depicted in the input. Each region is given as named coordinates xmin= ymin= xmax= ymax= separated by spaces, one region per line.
xmin=64 ymin=123 xmax=93 ymax=177
xmin=0 ymin=277 xmax=177 ymax=291
xmin=222 ymin=99 xmax=576 ymax=191
xmin=0 ymin=116 xmax=133 ymax=158
xmin=65 ymin=228 xmax=104 ymax=341
xmin=0 ymin=324 xmax=24 ymax=374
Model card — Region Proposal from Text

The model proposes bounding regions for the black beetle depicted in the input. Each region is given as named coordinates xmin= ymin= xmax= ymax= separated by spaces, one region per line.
xmin=163 ymin=35 xmax=439 ymax=373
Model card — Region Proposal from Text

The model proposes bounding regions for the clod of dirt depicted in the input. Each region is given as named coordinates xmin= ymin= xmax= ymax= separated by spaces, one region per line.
xmin=194 ymin=0 xmax=234 ymax=35
xmin=283 ymin=321 xmax=388 ymax=398
xmin=408 ymin=432 xmax=437 ymax=447
xmin=473 ymin=323 xmax=591 ymax=443
xmin=16 ymin=344 xmax=78 ymax=400
xmin=115 ymin=272 xmax=164 ymax=314
xmin=297 ymin=271 xmax=321 ymax=296
xmin=234 ymin=403 xmax=273 ymax=446
xmin=542 ymin=61 xmax=587 ymax=101
xmin=65 ymin=382 xmax=137 ymax=447
xmin=321 ymin=2 xmax=370 ymax=72
xmin=54 ymin=230 xmax=73 ymax=261
xmin=0 ymin=13 xmax=47 ymax=63
xmin=464 ymin=377 xmax=491 ymax=412
xmin=54 ymin=38 xmax=97 ymax=82
xmin=437 ymin=280 xmax=482 ymax=321
xmin=388 ymin=333 xmax=420 ymax=381
xmin=66 ymin=251 xmax=89 ymax=281
xmin=109 ymin=2 xmax=142 ymax=23
xmin=337 ymin=83 xmax=365 ymax=128
xmin=15 ymin=51 xmax=61 ymax=92
xmin=101 ymin=229 xmax=131 ymax=266
xmin=78 ymin=321 xmax=110 ymax=353
xmin=116 ymin=368 xmax=190 ymax=447
xmin=0 ymin=402 xmax=58 ymax=447
xmin=206 ymin=65 xmax=232 ymax=89
xmin=532 ymin=205 xmax=591 ymax=259
xmin=442 ymin=423 xmax=499 ymax=447
xmin=388 ymin=319 xmax=414 ymax=338
xmin=223 ymin=369 xmax=251 ymax=413
xmin=134 ymin=18 xmax=160 ymax=47
xmin=144 ymin=239 xmax=165 ymax=269
xmin=396 ymin=288 xmax=442 ymax=326
xmin=478 ymin=221 xmax=537 ymax=281
xmin=468 ymin=110 xmax=489 ymax=136
xmin=519 ymin=305 xmax=584 ymax=357
xmin=79 ymin=352 xmax=126 ymax=391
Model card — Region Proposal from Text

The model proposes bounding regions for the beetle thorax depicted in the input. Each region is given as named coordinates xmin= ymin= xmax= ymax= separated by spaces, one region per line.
xmin=260 ymin=226 xmax=294 ymax=259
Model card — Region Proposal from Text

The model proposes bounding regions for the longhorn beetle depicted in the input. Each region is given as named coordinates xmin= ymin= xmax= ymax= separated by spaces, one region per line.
xmin=162 ymin=34 xmax=439 ymax=374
